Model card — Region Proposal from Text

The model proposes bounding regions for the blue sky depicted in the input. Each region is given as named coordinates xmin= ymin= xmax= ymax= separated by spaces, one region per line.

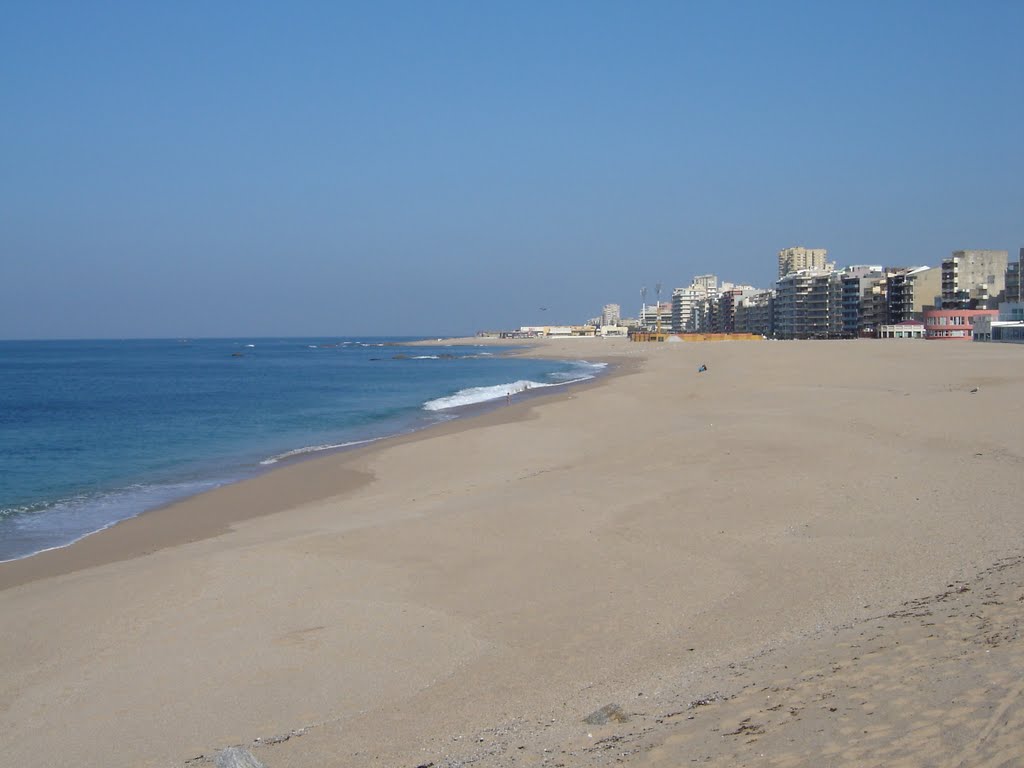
xmin=2 ymin=1 xmax=1021 ymax=338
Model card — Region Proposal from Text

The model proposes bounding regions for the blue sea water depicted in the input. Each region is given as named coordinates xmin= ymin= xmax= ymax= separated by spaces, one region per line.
xmin=0 ymin=338 xmax=605 ymax=562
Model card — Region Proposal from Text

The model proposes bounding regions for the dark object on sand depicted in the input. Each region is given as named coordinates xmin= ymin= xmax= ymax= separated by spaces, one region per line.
xmin=583 ymin=703 xmax=630 ymax=725
xmin=697 ymin=364 xmax=707 ymax=373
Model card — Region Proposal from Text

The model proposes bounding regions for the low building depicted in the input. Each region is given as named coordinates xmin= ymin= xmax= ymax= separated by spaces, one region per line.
xmin=922 ymin=309 xmax=998 ymax=339
xmin=878 ymin=321 xmax=925 ymax=339
xmin=973 ymin=302 xmax=1024 ymax=343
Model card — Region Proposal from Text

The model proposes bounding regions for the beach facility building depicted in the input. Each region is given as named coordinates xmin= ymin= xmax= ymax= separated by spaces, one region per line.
xmin=922 ymin=308 xmax=998 ymax=339
xmin=878 ymin=320 xmax=926 ymax=339
xmin=972 ymin=302 xmax=1024 ymax=343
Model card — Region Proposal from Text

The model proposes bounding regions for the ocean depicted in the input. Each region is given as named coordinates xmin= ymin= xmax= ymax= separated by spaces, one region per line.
xmin=0 ymin=337 xmax=606 ymax=562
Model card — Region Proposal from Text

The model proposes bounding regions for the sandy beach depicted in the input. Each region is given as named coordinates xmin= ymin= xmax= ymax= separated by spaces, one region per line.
xmin=2 ymin=337 xmax=1022 ymax=768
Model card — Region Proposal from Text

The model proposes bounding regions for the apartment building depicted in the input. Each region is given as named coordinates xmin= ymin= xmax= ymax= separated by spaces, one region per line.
xmin=601 ymin=304 xmax=621 ymax=326
xmin=734 ymin=291 xmax=774 ymax=336
xmin=886 ymin=266 xmax=941 ymax=323
xmin=670 ymin=285 xmax=708 ymax=333
xmin=940 ymin=250 xmax=1008 ymax=308
xmin=833 ymin=266 xmax=884 ymax=337
xmin=1005 ymin=249 xmax=1022 ymax=303
xmin=773 ymin=268 xmax=835 ymax=339
xmin=778 ymin=247 xmax=832 ymax=279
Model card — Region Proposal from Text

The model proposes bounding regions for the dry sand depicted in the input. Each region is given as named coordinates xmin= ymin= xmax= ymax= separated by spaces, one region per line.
xmin=1 ymin=338 xmax=1022 ymax=768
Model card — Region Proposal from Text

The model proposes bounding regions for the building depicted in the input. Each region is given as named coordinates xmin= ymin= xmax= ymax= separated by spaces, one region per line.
xmin=601 ymin=304 xmax=621 ymax=327
xmin=717 ymin=285 xmax=759 ymax=333
xmin=922 ymin=308 xmax=998 ymax=339
xmin=692 ymin=274 xmax=719 ymax=293
xmin=774 ymin=268 xmax=835 ymax=339
xmin=835 ymin=266 xmax=884 ymax=337
xmin=639 ymin=301 xmax=672 ymax=332
xmin=671 ymin=285 xmax=708 ymax=333
xmin=973 ymin=302 xmax=1024 ymax=343
xmin=1005 ymin=249 xmax=1023 ymax=303
xmin=886 ymin=266 xmax=941 ymax=323
xmin=940 ymin=249 xmax=1008 ymax=308
xmin=734 ymin=291 xmax=774 ymax=336
xmin=878 ymin=321 xmax=926 ymax=339
xmin=778 ymin=247 xmax=832 ymax=279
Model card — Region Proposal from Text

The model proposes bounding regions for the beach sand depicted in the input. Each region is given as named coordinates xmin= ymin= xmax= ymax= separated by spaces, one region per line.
xmin=1 ymin=338 xmax=1022 ymax=767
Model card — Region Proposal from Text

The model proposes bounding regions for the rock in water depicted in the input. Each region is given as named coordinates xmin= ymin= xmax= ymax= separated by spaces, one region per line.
xmin=214 ymin=747 xmax=266 ymax=768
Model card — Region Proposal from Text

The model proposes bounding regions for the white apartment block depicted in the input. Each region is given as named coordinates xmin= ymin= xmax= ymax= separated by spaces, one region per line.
xmin=601 ymin=303 xmax=621 ymax=326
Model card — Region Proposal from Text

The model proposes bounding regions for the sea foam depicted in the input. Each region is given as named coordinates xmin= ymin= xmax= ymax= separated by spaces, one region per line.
xmin=422 ymin=361 xmax=606 ymax=411
xmin=259 ymin=439 xmax=378 ymax=465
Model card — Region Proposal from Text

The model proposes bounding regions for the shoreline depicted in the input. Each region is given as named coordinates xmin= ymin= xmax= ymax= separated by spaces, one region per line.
xmin=0 ymin=338 xmax=637 ymax=590
xmin=2 ymin=338 xmax=1021 ymax=768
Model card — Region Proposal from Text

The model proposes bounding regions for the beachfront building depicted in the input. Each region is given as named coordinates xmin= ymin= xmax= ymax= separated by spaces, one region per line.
xmin=671 ymin=277 xmax=719 ymax=333
xmin=922 ymin=308 xmax=998 ymax=339
xmin=1005 ymin=250 xmax=1023 ymax=304
xmin=773 ymin=267 xmax=835 ymax=339
xmin=671 ymin=286 xmax=705 ymax=333
xmin=857 ymin=277 xmax=889 ymax=336
xmin=778 ymin=246 xmax=832 ymax=280
xmin=835 ymin=265 xmax=884 ymax=337
xmin=940 ymin=249 xmax=1008 ymax=308
xmin=972 ymin=302 xmax=1024 ymax=343
xmin=734 ymin=290 xmax=774 ymax=336
xmin=716 ymin=285 xmax=759 ymax=333
xmin=878 ymin=320 xmax=926 ymax=339
xmin=886 ymin=266 xmax=941 ymax=323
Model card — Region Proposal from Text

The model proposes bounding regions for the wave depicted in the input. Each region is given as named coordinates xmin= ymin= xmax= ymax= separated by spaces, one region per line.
xmin=421 ymin=361 xmax=608 ymax=411
xmin=259 ymin=439 xmax=378 ymax=465
xmin=422 ymin=380 xmax=549 ymax=410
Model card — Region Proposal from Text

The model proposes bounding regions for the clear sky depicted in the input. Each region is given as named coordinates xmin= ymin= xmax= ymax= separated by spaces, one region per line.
xmin=2 ymin=1 xmax=1022 ymax=338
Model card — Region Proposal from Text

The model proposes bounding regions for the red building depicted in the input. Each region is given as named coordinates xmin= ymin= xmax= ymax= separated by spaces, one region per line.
xmin=922 ymin=308 xmax=998 ymax=339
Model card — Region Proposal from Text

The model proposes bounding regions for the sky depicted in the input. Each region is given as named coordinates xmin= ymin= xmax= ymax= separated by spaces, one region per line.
xmin=2 ymin=1 xmax=1022 ymax=339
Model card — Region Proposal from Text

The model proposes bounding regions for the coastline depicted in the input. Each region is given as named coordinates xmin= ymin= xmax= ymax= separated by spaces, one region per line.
xmin=2 ymin=338 xmax=1022 ymax=768
xmin=0 ymin=339 xmax=622 ymax=585
xmin=0 ymin=338 xmax=635 ymax=589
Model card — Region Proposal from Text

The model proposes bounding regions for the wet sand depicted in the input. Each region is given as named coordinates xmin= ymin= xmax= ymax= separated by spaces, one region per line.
xmin=1 ymin=337 xmax=1022 ymax=767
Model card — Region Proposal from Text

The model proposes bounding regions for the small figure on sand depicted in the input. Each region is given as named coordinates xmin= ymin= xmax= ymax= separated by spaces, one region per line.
xmin=697 ymin=364 xmax=707 ymax=373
